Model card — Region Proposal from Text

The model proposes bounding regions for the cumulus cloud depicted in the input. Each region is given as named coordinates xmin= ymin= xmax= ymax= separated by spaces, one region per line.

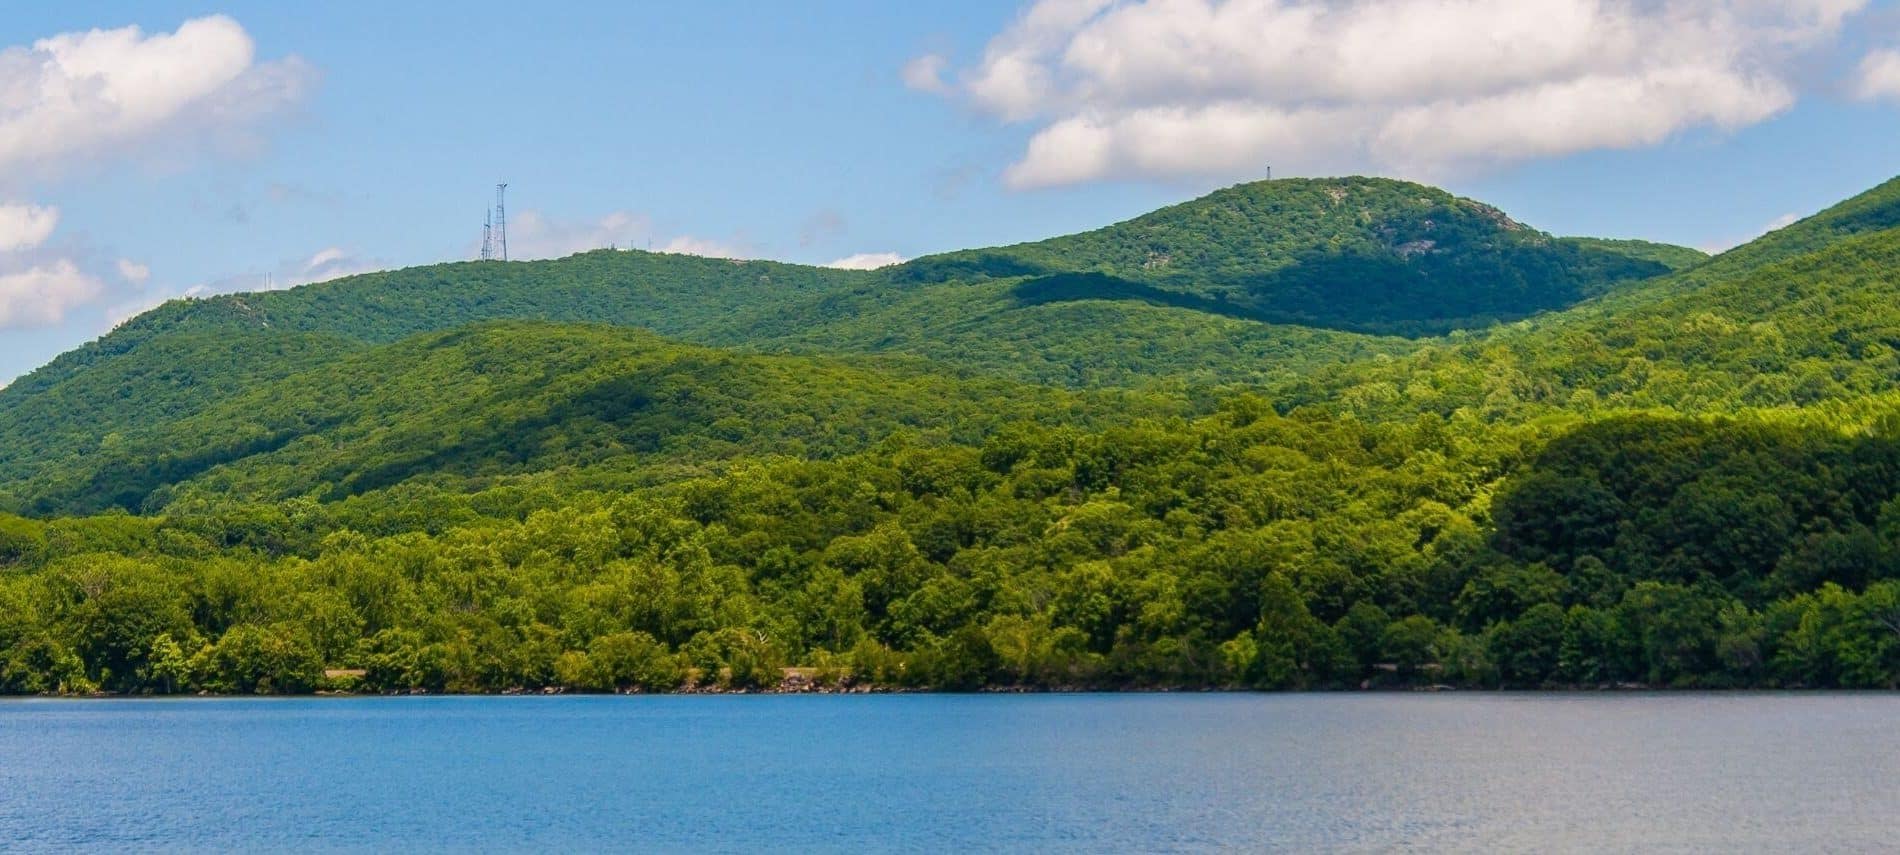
xmin=115 ymin=258 xmax=150 ymax=284
xmin=902 ymin=54 xmax=952 ymax=94
xmin=502 ymin=209 xmax=755 ymax=261
xmin=1698 ymin=211 xmax=1803 ymax=253
xmin=0 ymin=16 xmax=312 ymax=331
xmin=295 ymin=246 xmax=381 ymax=286
xmin=0 ymin=203 xmax=57 ymax=252
xmin=1853 ymin=49 xmax=1900 ymax=101
xmin=504 ymin=210 xmax=650 ymax=260
xmin=0 ymin=260 xmax=103 ymax=328
xmin=826 ymin=252 xmax=907 ymax=270
xmin=655 ymin=235 xmax=753 ymax=260
xmin=919 ymin=0 xmax=1868 ymax=187
xmin=0 ymin=15 xmax=314 ymax=179
xmin=102 ymin=286 xmax=198 ymax=329
xmin=105 ymin=244 xmax=386 ymax=329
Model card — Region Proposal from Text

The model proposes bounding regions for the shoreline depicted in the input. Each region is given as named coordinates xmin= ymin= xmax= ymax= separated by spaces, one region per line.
xmin=10 ymin=683 xmax=1886 ymax=700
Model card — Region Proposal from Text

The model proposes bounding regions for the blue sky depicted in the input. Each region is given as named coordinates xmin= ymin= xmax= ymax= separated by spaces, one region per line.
xmin=3 ymin=0 xmax=1900 ymax=384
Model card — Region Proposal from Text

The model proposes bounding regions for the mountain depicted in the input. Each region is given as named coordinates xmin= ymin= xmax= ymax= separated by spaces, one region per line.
xmin=0 ymin=253 xmax=869 ymax=491
xmin=4 ymin=322 xmax=1176 ymax=516
xmin=19 ymin=173 xmax=1900 ymax=697
xmin=0 ymin=177 xmax=1690 ymax=497
xmin=887 ymin=177 xmax=1697 ymax=336
xmin=1292 ymin=177 xmax=1900 ymax=419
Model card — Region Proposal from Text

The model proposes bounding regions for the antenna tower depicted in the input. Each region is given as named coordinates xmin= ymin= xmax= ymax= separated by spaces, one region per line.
xmin=480 ymin=210 xmax=493 ymax=261
xmin=494 ymin=182 xmax=509 ymax=262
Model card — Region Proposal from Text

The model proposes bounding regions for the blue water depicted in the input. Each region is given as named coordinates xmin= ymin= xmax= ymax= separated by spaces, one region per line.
xmin=1 ymin=694 xmax=1895 ymax=852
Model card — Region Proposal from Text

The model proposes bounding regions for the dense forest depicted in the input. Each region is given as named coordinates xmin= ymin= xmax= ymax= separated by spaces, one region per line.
xmin=3 ymin=175 xmax=1900 ymax=694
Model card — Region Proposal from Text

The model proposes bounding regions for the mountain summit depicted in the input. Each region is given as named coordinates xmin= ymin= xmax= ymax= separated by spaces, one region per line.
xmin=0 ymin=176 xmax=1712 ymax=510
xmin=896 ymin=177 xmax=1698 ymax=335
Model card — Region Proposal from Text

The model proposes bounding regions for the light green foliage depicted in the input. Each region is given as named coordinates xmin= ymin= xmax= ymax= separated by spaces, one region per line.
xmin=896 ymin=177 xmax=1680 ymax=336
xmin=0 ymin=175 xmax=1897 ymax=693
xmin=0 ymin=177 xmax=1686 ymax=498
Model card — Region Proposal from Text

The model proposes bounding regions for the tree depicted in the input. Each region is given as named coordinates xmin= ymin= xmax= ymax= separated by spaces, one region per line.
xmin=585 ymin=631 xmax=682 ymax=691
xmin=1490 ymin=603 xmax=1564 ymax=685
xmin=1382 ymin=615 xmax=1441 ymax=676
xmin=198 ymin=624 xmax=321 ymax=694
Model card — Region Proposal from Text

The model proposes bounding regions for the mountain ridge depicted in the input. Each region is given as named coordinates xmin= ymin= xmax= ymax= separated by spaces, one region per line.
xmin=891 ymin=176 xmax=1694 ymax=336
xmin=0 ymin=175 xmax=1697 ymax=496
xmin=9 ymin=174 xmax=1900 ymax=696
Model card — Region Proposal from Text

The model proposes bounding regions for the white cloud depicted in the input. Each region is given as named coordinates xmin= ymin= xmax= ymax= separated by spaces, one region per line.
xmin=115 ymin=258 xmax=149 ymax=284
xmin=505 ymin=210 xmax=650 ymax=260
xmin=826 ymin=252 xmax=907 ymax=270
xmin=0 ymin=16 xmax=314 ymax=332
xmin=1853 ymin=49 xmax=1900 ymax=101
xmin=920 ymin=0 xmax=1868 ymax=187
xmin=656 ymin=235 xmax=752 ymax=260
xmin=296 ymin=246 xmax=380 ymax=286
xmin=105 ymin=246 xmax=384 ymax=329
xmin=304 ymin=247 xmax=348 ymax=271
xmin=0 ymin=260 xmax=102 ymax=328
xmin=902 ymin=54 xmax=952 ymax=94
xmin=102 ymin=287 xmax=196 ymax=329
xmin=0 ymin=203 xmax=57 ymax=252
xmin=503 ymin=209 xmax=756 ymax=261
xmin=1698 ymin=211 xmax=1802 ymax=253
xmin=0 ymin=16 xmax=314 ymax=179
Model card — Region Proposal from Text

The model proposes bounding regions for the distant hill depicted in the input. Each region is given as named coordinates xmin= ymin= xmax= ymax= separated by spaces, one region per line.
xmin=1291 ymin=177 xmax=1900 ymax=418
xmin=6 ymin=322 xmax=1173 ymax=515
xmin=11 ymin=174 xmax=1900 ymax=697
xmin=1 ymin=176 xmax=1692 ymax=499
xmin=891 ymin=177 xmax=1694 ymax=336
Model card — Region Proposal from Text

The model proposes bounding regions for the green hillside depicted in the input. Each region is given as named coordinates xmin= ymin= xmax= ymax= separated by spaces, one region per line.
xmin=6 ymin=390 xmax=1900 ymax=694
xmin=1560 ymin=237 xmax=1708 ymax=273
xmin=7 ymin=322 xmax=1177 ymax=516
xmin=894 ymin=177 xmax=1688 ymax=336
xmin=8 ymin=174 xmax=1900 ymax=696
xmin=0 ymin=253 xmax=868 ymax=487
xmin=3 ymin=177 xmax=1681 ymax=491
xmin=1291 ymin=179 xmax=1900 ymax=419
xmin=1670 ymin=175 xmax=1900 ymax=285
xmin=756 ymin=275 xmax=1416 ymax=388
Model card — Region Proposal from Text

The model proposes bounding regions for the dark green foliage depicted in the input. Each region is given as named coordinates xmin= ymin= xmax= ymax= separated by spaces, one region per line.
xmin=1561 ymin=238 xmax=1709 ymax=273
xmin=905 ymin=176 xmax=1679 ymax=336
xmin=0 ymin=176 xmax=1686 ymax=497
xmin=1 ymin=398 xmax=1896 ymax=694
xmin=1489 ymin=416 xmax=1900 ymax=598
xmin=1298 ymin=178 xmax=1900 ymax=418
xmin=15 ymin=322 xmax=1177 ymax=516
xmin=3 ymin=174 xmax=1900 ymax=694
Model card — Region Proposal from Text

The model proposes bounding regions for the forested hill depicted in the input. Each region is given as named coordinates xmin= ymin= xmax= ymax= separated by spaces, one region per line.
xmin=14 ymin=175 xmax=1900 ymax=696
xmin=892 ymin=177 xmax=1700 ymax=335
xmin=0 ymin=177 xmax=1693 ymax=492
xmin=1661 ymin=174 xmax=1900 ymax=289
xmin=2 ymin=322 xmax=1178 ymax=516
xmin=1288 ymin=176 xmax=1900 ymax=419
xmin=0 ymin=253 xmax=875 ymax=490
xmin=1 ymin=250 xmax=873 ymax=408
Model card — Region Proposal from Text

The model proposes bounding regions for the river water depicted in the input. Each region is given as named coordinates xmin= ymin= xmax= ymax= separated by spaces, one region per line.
xmin=1 ymin=693 xmax=1893 ymax=852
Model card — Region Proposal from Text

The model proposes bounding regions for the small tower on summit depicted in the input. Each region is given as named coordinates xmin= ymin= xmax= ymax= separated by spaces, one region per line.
xmin=478 ymin=183 xmax=509 ymax=261
xmin=494 ymin=183 xmax=508 ymax=262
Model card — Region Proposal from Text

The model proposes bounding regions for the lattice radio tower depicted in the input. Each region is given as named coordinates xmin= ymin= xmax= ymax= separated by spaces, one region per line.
xmin=480 ymin=209 xmax=494 ymax=261
xmin=494 ymin=183 xmax=509 ymax=262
